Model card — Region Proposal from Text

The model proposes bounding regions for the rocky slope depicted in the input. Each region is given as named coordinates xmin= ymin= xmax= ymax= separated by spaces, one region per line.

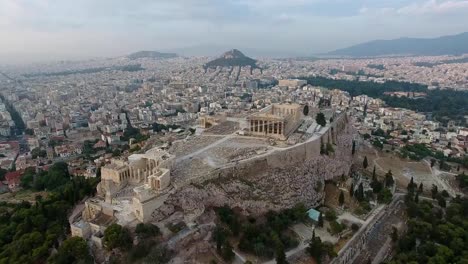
xmin=204 ymin=49 xmax=259 ymax=69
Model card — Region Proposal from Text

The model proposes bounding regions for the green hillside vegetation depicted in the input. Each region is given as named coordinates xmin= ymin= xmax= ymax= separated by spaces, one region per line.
xmin=0 ymin=162 xmax=99 ymax=263
xmin=387 ymin=196 xmax=468 ymax=264
xmin=204 ymin=56 xmax=258 ymax=69
xmin=212 ymin=204 xmax=306 ymax=261
xmin=204 ymin=49 xmax=259 ymax=69
xmin=302 ymin=77 xmax=468 ymax=125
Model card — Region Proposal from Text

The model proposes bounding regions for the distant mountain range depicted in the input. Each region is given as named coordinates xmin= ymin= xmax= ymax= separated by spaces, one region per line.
xmin=204 ymin=49 xmax=259 ymax=69
xmin=327 ymin=32 xmax=468 ymax=57
xmin=126 ymin=51 xmax=178 ymax=60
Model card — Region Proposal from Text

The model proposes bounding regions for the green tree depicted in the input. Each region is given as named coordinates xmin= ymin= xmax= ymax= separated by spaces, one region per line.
xmin=317 ymin=213 xmax=324 ymax=227
xmin=275 ymin=244 xmax=288 ymax=264
xmin=315 ymin=112 xmax=326 ymax=127
xmin=377 ymin=188 xmax=393 ymax=204
xmin=363 ymin=156 xmax=369 ymax=169
xmin=48 ymin=237 xmax=92 ymax=264
xmin=303 ymin=104 xmax=309 ymax=116
xmin=352 ymin=140 xmax=356 ymax=155
xmin=436 ymin=194 xmax=446 ymax=208
xmin=20 ymin=167 xmax=36 ymax=189
xmin=143 ymin=245 xmax=171 ymax=264
xmin=221 ymin=241 xmax=235 ymax=262
xmin=31 ymin=148 xmax=47 ymax=159
xmin=307 ymin=236 xmax=323 ymax=263
xmin=431 ymin=185 xmax=438 ymax=199
xmin=418 ymin=182 xmax=424 ymax=193
xmin=339 ymin=191 xmax=345 ymax=206
xmin=325 ymin=210 xmax=337 ymax=222
xmin=213 ymin=226 xmax=227 ymax=252
xmin=103 ymin=223 xmax=132 ymax=250
xmin=385 ymin=170 xmax=394 ymax=187
xmin=355 ymin=183 xmax=365 ymax=202
xmin=407 ymin=177 xmax=416 ymax=193
xmin=391 ymin=227 xmax=398 ymax=242
xmin=371 ymin=179 xmax=383 ymax=194
xmin=135 ymin=223 xmax=161 ymax=239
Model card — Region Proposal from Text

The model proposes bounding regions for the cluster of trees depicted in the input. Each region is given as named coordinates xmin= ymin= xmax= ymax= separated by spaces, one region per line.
xmin=399 ymin=144 xmax=434 ymax=161
xmin=121 ymin=126 xmax=150 ymax=144
xmin=457 ymin=172 xmax=468 ymax=189
xmin=315 ymin=112 xmax=327 ymax=127
xmin=48 ymin=237 xmax=93 ymax=264
xmin=151 ymin=122 xmax=181 ymax=133
xmin=398 ymin=143 xmax=468 ymax=172
xmin=81 ymin=139 xmax=105 ymax=158
xmin=48 ymin=138 xmax=64 ymax=148
xmin=320 ymin=142 xmax=334 ymax=156
xmin=376 ymin=169 xmax=394 ymax=204
xmin=302 ymin=76 xmax=468 ymax=125
xmin=213 ymin=204 xmax=307 ymax=262
xmin=307 ymin=231 xmax=336 ymax=263
xmin=103 ymin=224 xmax=132 ymax=250
xmin=20 ymin=162 xmax=98 ymax=195
xmin=0 ymin=162 xmax=99 ymax=263
xmin=102 ymin=222 xmax=169 ymax=264
xmin=387 ymin=194 xmax=468 ymax=263
xmin=324 ymin=210 xmax=344 ymax=235
xmin=31 ymin=148 xmax=47 ymax=159
xmin=353 ymin=162 xmax=394 ymax=205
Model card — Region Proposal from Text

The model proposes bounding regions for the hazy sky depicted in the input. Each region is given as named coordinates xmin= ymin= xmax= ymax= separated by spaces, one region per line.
xmin=1 ymin=0 xmax=468 ymax=63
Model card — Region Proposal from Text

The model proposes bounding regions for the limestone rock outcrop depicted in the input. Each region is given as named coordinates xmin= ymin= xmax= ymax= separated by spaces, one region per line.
xmin=152 ymin=122 xmax=355 ymax=220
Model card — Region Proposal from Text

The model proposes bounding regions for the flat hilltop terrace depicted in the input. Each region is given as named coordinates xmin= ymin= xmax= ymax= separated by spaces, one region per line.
xmin=168 ymin=109 xmax=343 ymax=188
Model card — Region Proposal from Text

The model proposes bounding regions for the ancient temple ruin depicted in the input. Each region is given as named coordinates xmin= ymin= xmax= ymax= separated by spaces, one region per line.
xmin=70 ymin=148 xmax=174 ymax=245
xmin=246 ymin=103 xmax=304 ymax=140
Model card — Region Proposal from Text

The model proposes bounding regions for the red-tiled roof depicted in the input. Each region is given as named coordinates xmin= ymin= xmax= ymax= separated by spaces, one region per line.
xmin=5 ymin=170 xmax=24 ymax=184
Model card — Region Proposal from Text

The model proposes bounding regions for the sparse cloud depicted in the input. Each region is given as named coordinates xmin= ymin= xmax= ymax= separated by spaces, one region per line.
xmin=360 ymin=0 xmax=468 ymax=16
xmin=397 ymin=0 xmax=468 ymax=15
xmin=0 ymin=0 xmax=467 ymax=63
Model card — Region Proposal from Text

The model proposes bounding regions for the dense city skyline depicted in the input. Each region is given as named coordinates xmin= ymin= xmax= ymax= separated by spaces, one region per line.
xmin=1 ymin=0 xmax=468 ymax=63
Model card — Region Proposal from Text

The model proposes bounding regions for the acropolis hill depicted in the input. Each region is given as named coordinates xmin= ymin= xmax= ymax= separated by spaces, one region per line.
xmin=70 ymin=103 xmax=355 ymax=247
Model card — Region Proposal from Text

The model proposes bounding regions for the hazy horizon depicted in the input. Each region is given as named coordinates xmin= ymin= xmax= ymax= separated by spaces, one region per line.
xmin=1 ymin=0 xmax=468 ymax=64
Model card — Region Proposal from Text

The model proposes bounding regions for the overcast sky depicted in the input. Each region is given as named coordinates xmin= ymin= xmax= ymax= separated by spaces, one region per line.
xmin=1 ymin=0 xmax=467 ymax=63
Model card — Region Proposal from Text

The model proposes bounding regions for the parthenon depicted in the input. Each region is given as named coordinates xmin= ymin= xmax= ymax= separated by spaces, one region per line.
xmin=247 ymin=103 xmax=303 ymax=140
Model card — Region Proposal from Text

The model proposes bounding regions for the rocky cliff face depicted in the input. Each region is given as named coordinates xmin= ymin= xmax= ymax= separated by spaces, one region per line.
xmin=153 ymin=122 xmax=355 ymax=222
